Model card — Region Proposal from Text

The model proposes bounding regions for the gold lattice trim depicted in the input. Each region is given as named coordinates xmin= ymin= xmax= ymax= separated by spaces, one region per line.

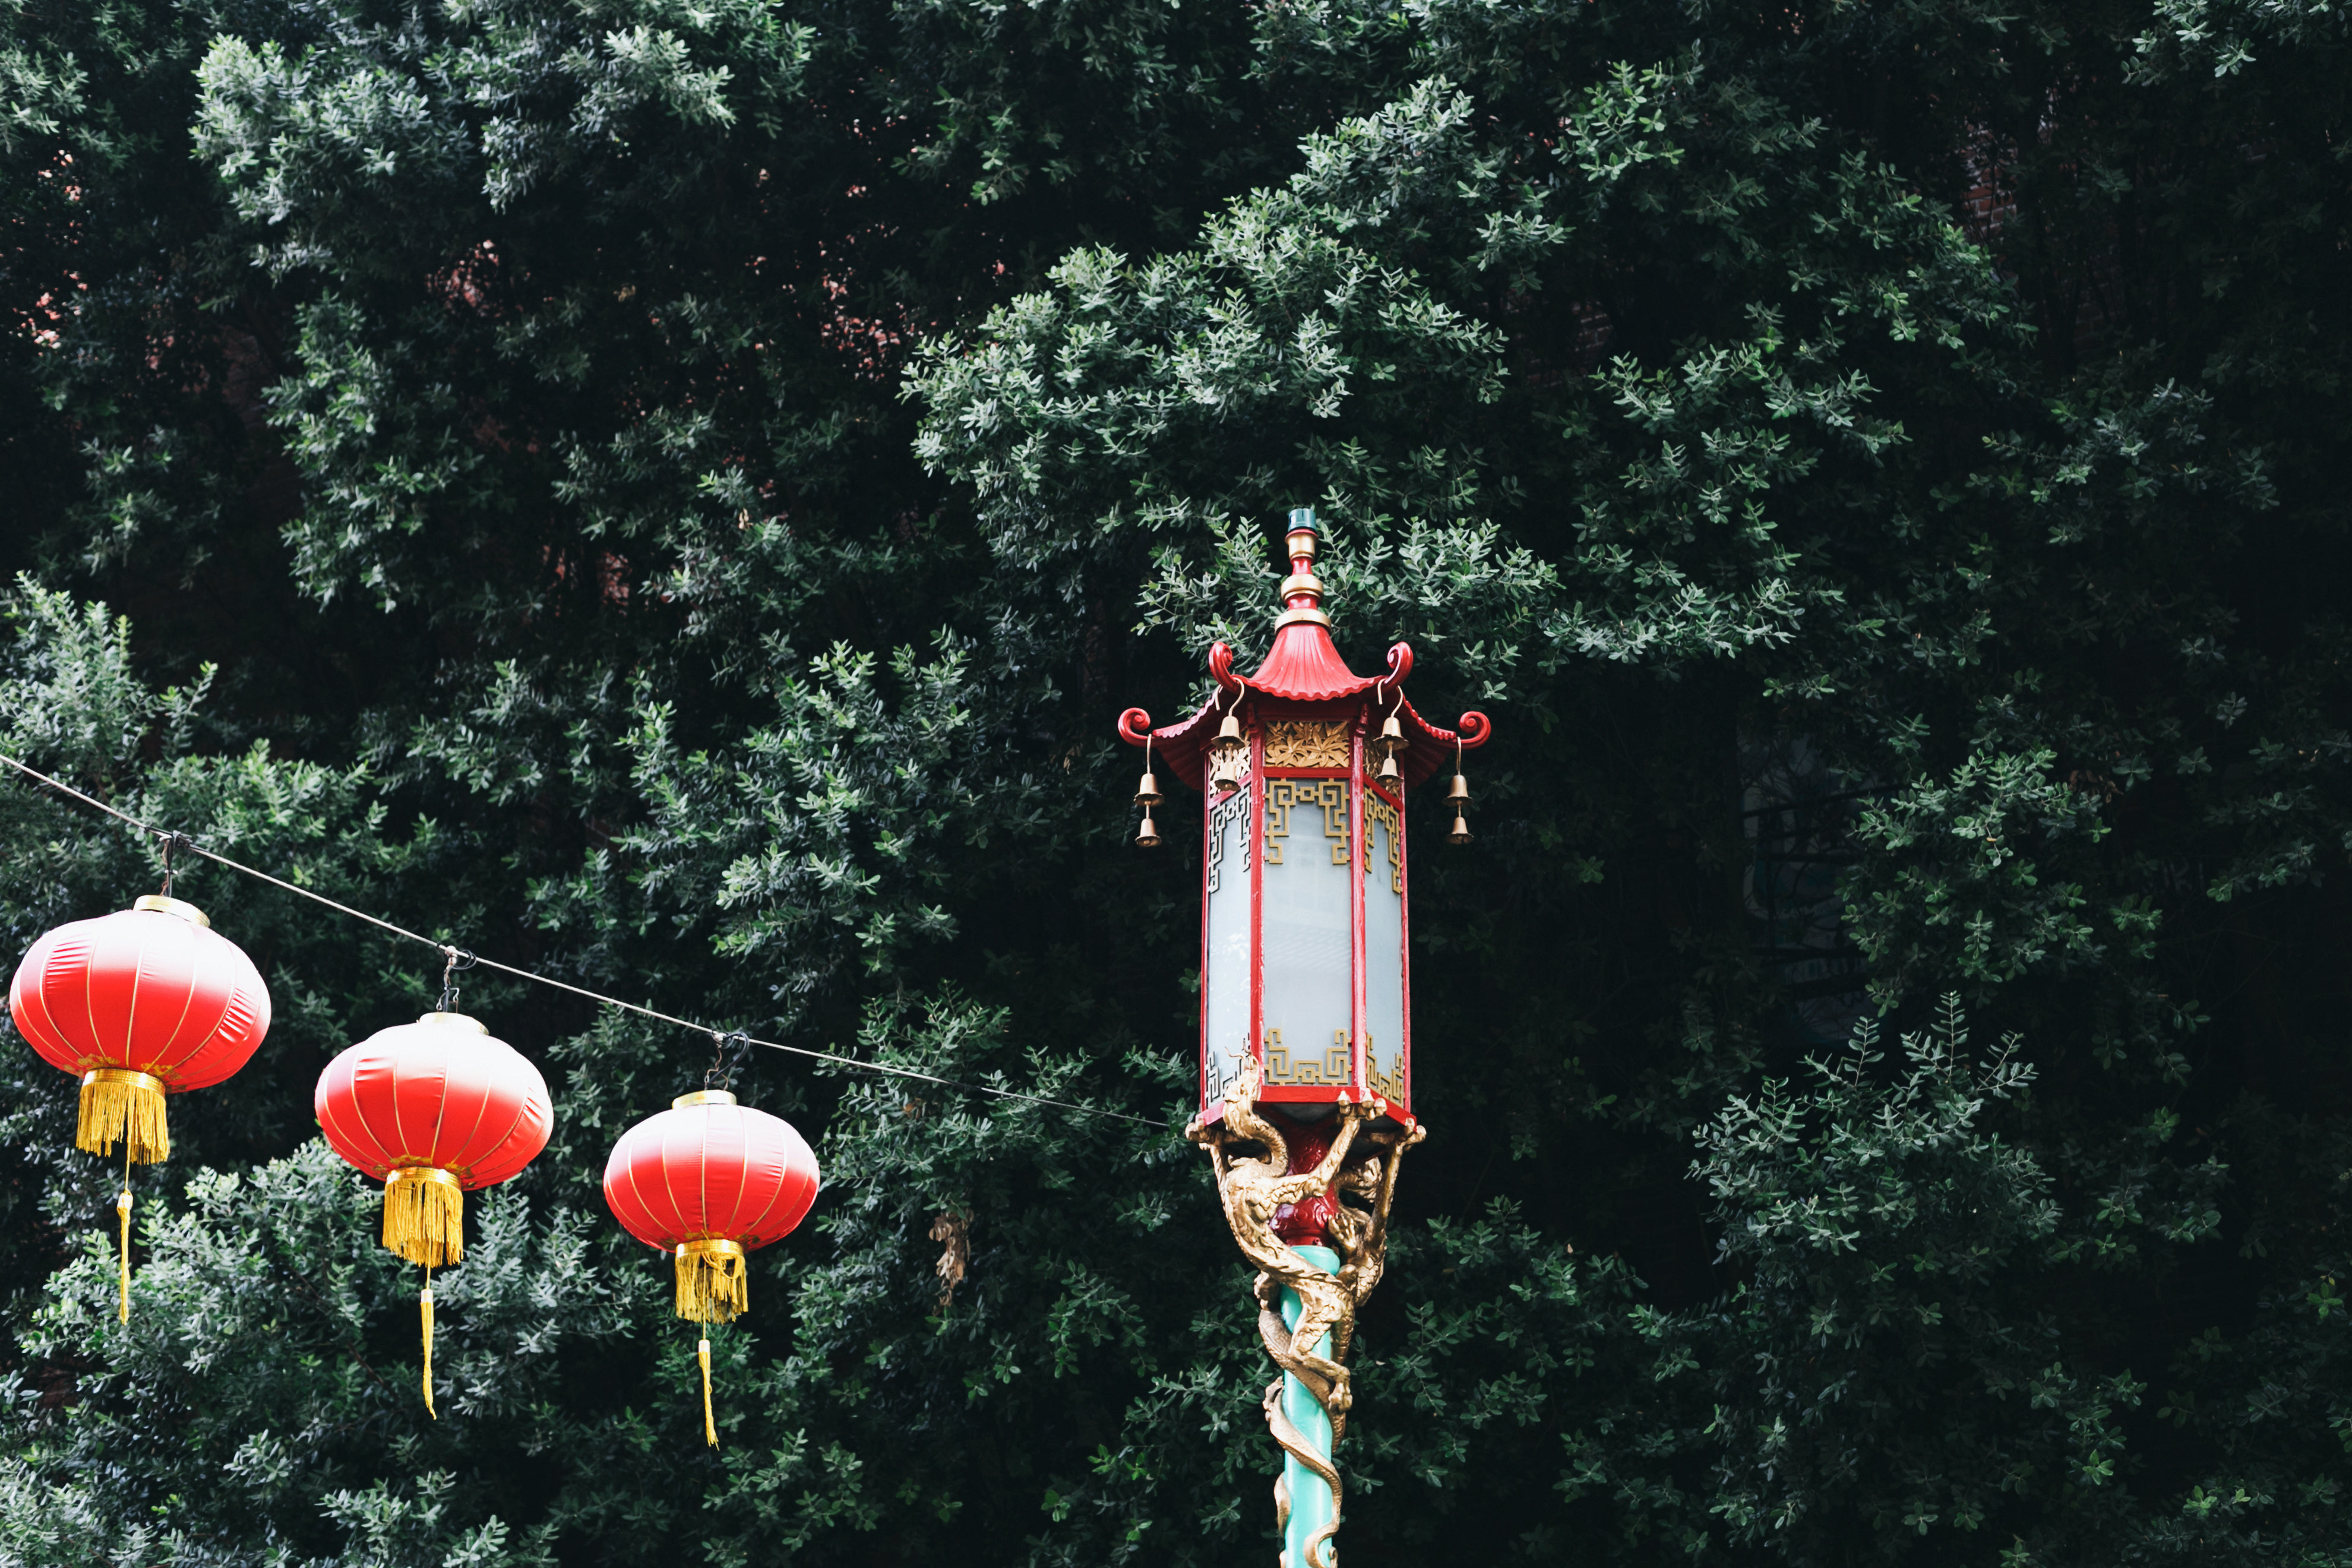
xmin=1264 ymin=1028 xmax=1353 ymax=1085
xmin=1207 ymin=789 xmax=1251 ymax=893
xmin=1266 ymin=779 xmax=1348 ymax=866
xmin=1263 ymin=720 xmax=1349 ymax=769
xmin=1362 ymin=794 xmax=1403 ymax=893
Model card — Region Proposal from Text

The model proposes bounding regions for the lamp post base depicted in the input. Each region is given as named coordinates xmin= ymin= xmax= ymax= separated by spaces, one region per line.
xmin=1186 ymin=1062 xmax=1424 ymax=1568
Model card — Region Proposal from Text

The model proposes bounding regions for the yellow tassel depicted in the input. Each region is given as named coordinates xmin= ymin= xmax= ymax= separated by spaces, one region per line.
xmin=699 ymin=1336 xmax=717 ymax=1448
xmin=78 ymin=1069 xmax=169 ymax=1164
xmin=674 ymin=1240 xmax=748 ymax=1323
xmin=421 ymin=1281 xmax=437 ymax=1419
xmin=382 ymin=1168 xmax=464 ymax=1268
xmin=115 ymin=1187 xmax=132 ymax=1323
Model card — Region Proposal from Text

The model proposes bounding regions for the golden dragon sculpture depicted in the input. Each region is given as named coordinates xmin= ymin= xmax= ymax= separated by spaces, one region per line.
xmin=1185 ymin=1058 xmax=1424 ymax=1568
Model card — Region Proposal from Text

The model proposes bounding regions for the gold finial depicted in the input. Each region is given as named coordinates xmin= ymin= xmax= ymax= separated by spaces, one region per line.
xmin=1275 ymin=507 xmax=1330 ymax=630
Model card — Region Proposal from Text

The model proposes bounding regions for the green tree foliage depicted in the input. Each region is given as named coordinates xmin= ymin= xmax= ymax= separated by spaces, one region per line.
xmin=1 ymin=0 xmax=2348 ymax=1556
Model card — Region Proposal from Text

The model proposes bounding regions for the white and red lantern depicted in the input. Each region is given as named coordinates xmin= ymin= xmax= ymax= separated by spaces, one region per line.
xmin=10 ymin=894 xmax=273 ymax=1322
xmin=9 ymin=894 xmax=272 ymax=1165
xmin=1118 ymin=509 xmax=1487 ymax=1152
xmin=603 ymin=1089 xmax=821 ymax=1444
xmin=315 ymin=1010 xmax=553 ymax=1414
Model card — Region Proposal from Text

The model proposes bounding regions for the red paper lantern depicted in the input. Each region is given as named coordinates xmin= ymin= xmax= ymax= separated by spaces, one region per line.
xmin=8 ymin=894 xmax=273 ymax=1165
xmin=315 ymin=1010 xmax=552 ymax=1415
xmin=315 ymin=1011 xmax=554 ymax=1266
xmin=603 ymin=1089 xmax=820 ymax=1444
xmin=604 ymin=1089 xmax=820 ymax=1316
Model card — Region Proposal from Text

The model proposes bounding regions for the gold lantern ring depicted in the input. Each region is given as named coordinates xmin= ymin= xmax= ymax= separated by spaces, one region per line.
xmin=131 ymin=894 xmax=211 ymax=927
xmin=678 ymin=1237 xmax=747 ymax=1263
xmin=387 ymin=1165 xmax=464 ymax=1195
xmin=82 ymin=1066 xmax=166 ymax=1096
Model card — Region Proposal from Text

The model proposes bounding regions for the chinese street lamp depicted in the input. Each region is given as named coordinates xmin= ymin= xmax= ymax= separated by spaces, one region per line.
xmin=1116 ymin=508 xmax=1490 ymax=1568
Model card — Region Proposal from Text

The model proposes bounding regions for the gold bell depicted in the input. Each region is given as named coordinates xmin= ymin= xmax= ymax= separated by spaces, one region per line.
xmin=1134 ymin=771 xmax=1163 ymax=809
xmin=1208 ymin=709 xmax=1248 ymax=796
xmin=1378 ymin=712 xmax=1407 ymax=754
xmin=1446 ymin=772 xmax=1473 ymax=807
xmin=1136 ymin=811 xmax=1162 ymax=849
xmin=1447 ymin=807 xmax=1472 ymax=846
xmin=1376 ymin=751 xmax=1402 ymax=786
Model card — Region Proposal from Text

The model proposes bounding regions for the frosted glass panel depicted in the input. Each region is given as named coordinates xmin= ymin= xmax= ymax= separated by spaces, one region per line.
xmin=1201 ymin=788 xmax=1254 ymax=1107
xmin=1362 ymin=794 xmax=1406 ymax=1105
xmin=1262 ymin=779 xmax=1353 ymax=1089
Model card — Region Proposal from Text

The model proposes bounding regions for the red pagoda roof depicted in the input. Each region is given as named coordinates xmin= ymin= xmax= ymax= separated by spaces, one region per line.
xmin=1117 ymin=621 xmax=1489 ymax=792
xmin=1115 ymin=510 xmax=1491 ymax=790
xmin=1250 ymin=620 xmax=1379 ymax=703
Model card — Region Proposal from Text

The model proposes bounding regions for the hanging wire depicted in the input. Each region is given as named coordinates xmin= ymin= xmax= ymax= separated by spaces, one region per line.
xmin=0 ymin=751 xmax=1169 ymax=1129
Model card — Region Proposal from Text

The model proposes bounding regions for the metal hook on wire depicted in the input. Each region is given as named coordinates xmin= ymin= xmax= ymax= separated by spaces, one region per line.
xmin=706 ymin=1029 xmax=752 ymax=1092
xmin=437 ymin=946 xmax=476 ymax=1013
xmin=156 ymin=831 xmax=195 ymax=898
